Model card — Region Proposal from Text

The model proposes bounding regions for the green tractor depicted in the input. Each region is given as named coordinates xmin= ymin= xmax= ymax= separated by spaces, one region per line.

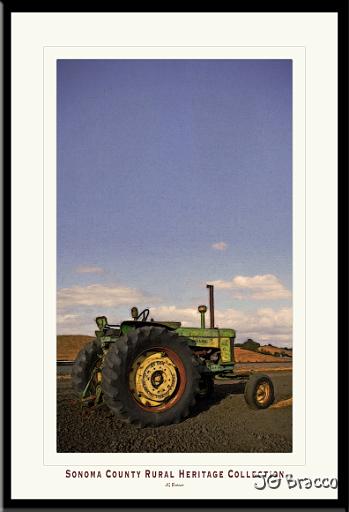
xmin=72 ymin=285 xmax=274 ymax=427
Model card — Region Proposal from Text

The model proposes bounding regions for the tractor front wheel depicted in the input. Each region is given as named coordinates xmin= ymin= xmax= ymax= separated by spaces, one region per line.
xmin=244 ymin=373 xmax=275 ymax=409
xmin=102 ymin=326 xmax=200 ymax=427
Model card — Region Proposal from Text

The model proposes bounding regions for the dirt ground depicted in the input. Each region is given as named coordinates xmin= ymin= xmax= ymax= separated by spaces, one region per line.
xmin=57 ymin=370 xmax=292 ymax=453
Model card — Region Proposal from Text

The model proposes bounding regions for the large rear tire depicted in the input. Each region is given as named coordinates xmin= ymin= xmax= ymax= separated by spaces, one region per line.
xmin=71 ymin=338 xmax=102 ymax=396
xmin=102 ymin=326 xmax=200 ymax=427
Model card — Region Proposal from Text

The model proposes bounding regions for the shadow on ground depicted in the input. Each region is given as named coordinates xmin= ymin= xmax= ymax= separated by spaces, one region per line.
xmin=191 ymin=381 xmax=246 ymax=417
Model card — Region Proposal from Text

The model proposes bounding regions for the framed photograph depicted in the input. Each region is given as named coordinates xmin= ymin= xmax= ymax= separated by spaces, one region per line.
xmin=5 ymin=5 xmax=348 ymax=510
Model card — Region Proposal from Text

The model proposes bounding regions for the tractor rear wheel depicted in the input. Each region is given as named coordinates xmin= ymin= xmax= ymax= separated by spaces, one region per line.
xmin=102 ymin=326 xmax=200 ymax=427
xmin=71 ymin=338 xmax=102 ymax=396
xmin=244 ymin=373 xmax=275 ymax=409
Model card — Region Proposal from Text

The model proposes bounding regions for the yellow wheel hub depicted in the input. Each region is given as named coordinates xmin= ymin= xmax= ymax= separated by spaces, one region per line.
xmin=129 ymin=351 xmax=178 ymax=408
xmin=256 ymin=382 xmax=271 ymax=405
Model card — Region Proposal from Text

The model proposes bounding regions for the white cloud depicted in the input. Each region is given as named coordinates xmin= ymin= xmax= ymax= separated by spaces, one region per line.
xmin=57 ymin=312 xmax=97 ymax=334
xmin=56 ymin=283 xmax=292 ymax=346
xmin=210 ymin=274 xmax=291 ymax=300
xmin=57 ymin=283 xmax=146 ymax=309
xmin=151 ymin=306 xmax=199 ymax=325
xmin=75 ymin=265 xmax=104 ymax=274
xmin=57 ymin=313 xmax=79 ymax=323
xmin=215 ymin=307 xmax=292 ymax=346
xmin=57 ymin=282 xmax=159 ymax=334
xmin=211 ymin=241 xmax=228 ymax=251
xmin=150 ymin=305 xmax=292 ymax=347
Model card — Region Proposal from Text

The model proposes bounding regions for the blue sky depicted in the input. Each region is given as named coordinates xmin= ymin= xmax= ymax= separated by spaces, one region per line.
xmin=57 ymin=59 xmax=292 ymax=346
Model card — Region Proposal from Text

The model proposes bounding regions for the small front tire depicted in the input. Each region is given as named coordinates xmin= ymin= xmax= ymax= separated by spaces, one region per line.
xmin=244 ymin=373 xmax=275 ymax=409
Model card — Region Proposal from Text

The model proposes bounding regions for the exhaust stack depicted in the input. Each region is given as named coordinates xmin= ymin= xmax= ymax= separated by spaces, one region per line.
xmin=206 ymin=284 xmax=215 ymax=328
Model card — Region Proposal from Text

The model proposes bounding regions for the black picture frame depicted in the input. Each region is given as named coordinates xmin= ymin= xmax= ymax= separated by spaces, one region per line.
xmin=3 ymin=3 xmax=348 ymax=510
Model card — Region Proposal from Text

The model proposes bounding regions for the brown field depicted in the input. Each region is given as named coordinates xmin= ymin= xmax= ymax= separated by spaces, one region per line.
xmin=57 ymin=335 xmax=94 ymax=360
xmin=57 ymin=335 xmax=292 ymax=363
xmin=234 ymin=347 xmax=289 ymax=363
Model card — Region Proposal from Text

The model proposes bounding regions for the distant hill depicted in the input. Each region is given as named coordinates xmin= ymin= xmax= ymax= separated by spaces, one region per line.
xmin=258 ymin=345 xmax=292 ymax=358
xmin=236 ymin=338 xmax=260 ymax=351
xmin=57 ymin=335 xmax=292 ymax=363
xmin=235 ymin=339 xmax=292 ymax=358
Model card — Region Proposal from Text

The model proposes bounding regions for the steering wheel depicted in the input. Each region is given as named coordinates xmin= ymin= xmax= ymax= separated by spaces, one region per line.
xmin=136 ymin=308 xmax=150 ymax=322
